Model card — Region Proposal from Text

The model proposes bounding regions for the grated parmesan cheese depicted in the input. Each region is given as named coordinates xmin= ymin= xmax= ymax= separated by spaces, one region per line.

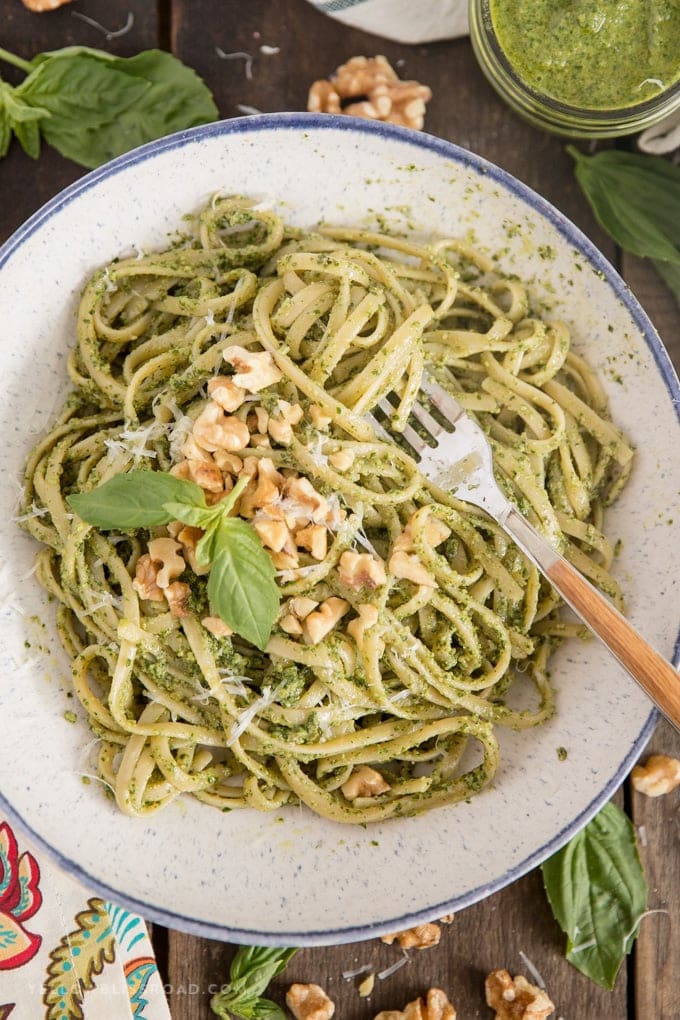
xmin=518 ymin=950 xmax=546 ymax=989
xmin=377 ymin=953 xmax=411 ymax=980
xmin=342 ymin=963 xmax=372 ymax=980
xmin=215 ymin=48 xmax=254 ymax=80
xmin=71 ymin=9 xmax=134 ymax=39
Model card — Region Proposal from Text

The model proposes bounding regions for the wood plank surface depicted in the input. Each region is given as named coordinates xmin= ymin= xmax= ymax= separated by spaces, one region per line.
xmin=0 ymin=0 xmax=677 ymax=1017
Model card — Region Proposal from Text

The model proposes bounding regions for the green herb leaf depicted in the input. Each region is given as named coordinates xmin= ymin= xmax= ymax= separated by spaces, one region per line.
xmin=67 ymin=470 xmax=205 ymax=530
xmin=161 ymin=501 xmax=215 ymax=530
xmin=0 ymin=80 xmax=47 ymax=159
xmin=3 ymin=45 xmax=217 ymax=170
xmin=568 ymin=146 xmax=680 ymax=304
xmin=207 ymin=519 xmax=280 ymax=651
xmin=210 ymin=946 xmax=297 ymax=1020
xmin=541 ymin=802 xmax=648 ymax=989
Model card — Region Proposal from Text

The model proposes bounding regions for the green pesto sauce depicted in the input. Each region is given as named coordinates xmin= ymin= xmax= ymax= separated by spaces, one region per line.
xmin=490 ymin=0 xmax=680 ymax=109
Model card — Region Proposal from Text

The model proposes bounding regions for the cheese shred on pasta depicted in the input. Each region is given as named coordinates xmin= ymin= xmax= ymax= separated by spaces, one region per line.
xmin=20 ymin=196 xmax=633 ymax=823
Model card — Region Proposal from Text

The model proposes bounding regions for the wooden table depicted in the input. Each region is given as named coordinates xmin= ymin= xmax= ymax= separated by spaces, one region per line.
xmin=1 ymin=1 xmax=678 ymax=1017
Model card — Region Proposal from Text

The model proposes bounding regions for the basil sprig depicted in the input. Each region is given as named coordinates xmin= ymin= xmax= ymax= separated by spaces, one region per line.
xmin=541 ymin=802 xmax=648 ymax=989
xmin=210 ymin=946 xmax=298 ymax=1020
xmin=568 ymin=146 xmax=680 ymax=306
xmin=67 ymin=470 xmax=279 ymax=651
xmin=0 ymin=44 xmax=218 ymax=168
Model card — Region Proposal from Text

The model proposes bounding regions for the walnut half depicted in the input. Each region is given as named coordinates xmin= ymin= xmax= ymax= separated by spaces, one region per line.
xmin=374 ymin=987 xmax=457 ymax=1020
xmin=485 ymin=969 xmax=555 ymax=1020
xmin=308 ymin=56 xmax=432 ymax=131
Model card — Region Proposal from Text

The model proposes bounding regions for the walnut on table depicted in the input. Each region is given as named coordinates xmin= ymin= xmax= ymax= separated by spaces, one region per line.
xmin=381 ymin=922 xmax=441 ymax=950
xmin=308 ymin=55 xmax=432 ymax=131
xmin=485 ymin=969 xmax=555 ymax=1020
xmin=374 ymin=987 xmax=456 ymax=1020
xmin=286 ymin=983 xmax=335 ymax=1020
xmin=21 ymin=0 xmax=73 ymax=9
xmin=631 ymin=753 xmax=680 ymax=796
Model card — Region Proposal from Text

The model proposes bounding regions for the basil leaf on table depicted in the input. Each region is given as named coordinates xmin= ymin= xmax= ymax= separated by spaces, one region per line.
xmin=541 ymin=802 xmax=648 ymax=989
xmin=568 ymin=146 xmax=680 ymax=304
xmin=0 ymin=44 xmax=218 ymax=169
xmin=207 ymin=518 xmax=280 ymax=652
xmin=67 ymin=470 xmax=205 ymax=530
xmin=210 ymin=946 xmax=297 ymax=1020
xmin=0 ymin=81 xmax=46 ymax=159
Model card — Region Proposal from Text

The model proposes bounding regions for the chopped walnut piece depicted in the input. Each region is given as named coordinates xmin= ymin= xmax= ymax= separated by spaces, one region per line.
xmin=175 ymin=524 xmax=210 ymax=576
xmin=439 ymin=913 xmax=455 ymax=924
xmin=213 ymin=450 xmax=244 ymax=475
xmin=309 ymin=404 xmax=332 ymax=429
xmin=308 ymin=55 xmax=432 ymax=131
xmin=302 ymin=597 xmax=350 ymax=645
xmin=631 ymin=754 xmax=680 ymax=797
xmin=201 ymin=616 xmax=233 ymax=638
xmin=185 ymin=458 xmax=224 ymax=493
xmin=181 ymin=435 xmax=215 ymax=463
xmin=269 ymin=400 xmax=304 ymax=445
xmin=22 ymin=0 xmax=73 ymax=9
xmin=389 ymin=550 xmax=435 ymax=587
xmin=165 ymin=581 xmax=191 ymax=618
xmin=374 ymin=988 xmax=457 ymax=1020
xmin=287 ymin=597 xmax=319 ymax=619
xmin=485 ymin=970 xmax=555 ymax=1020
xmin=286 ymin=983 xmax=335 ymax=1020
xmin=394 ymin=512 xmax=452 ymax=553
xmin=341 ymin=764 xmax=390 ymax=800
xmin=207 ymin=375 xmax=247 ymax=412
xmin=280 ymin=614 xmax=303 ymax=636
xmin=132 ymin=554 xmax=165 ymax=602
xmin=146 ymin=537 xmax=185 ymax=589
xmin=296 ymin=523 xmax=328 ymax=561
xmin=269 ymin=549 xmax=300 ymax=571
xmin=381 ymin=923 xmax=441 ymax=950
xmin=254 ymin=518 xmax=291 ymax=553
xmin=328 ymin=448 xmax=355 ymax=471
xmin=338 ymin=551 xmax=386 ymax=590
xmin=285 ymin=477 xmax=328 ymax=523
xmin=193 ymin=403 xmax=250 ymax=453
xmin=222 ymin=345 xmax=283 ymax=392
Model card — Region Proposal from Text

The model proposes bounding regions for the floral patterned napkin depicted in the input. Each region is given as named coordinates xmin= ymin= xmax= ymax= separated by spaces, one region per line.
xmin=0 ymin=818 xmax=170 ymax=1020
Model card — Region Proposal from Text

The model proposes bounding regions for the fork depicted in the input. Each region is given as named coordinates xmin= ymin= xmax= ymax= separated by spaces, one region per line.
xmin=366 ymin=371 xmax=680 ymax=731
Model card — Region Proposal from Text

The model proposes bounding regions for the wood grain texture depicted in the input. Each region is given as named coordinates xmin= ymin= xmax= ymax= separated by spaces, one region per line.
xmin=0 ymin=0 xmax=677 ymax=1016
xmin=633 ymin=721 xmax=680 ymax=1020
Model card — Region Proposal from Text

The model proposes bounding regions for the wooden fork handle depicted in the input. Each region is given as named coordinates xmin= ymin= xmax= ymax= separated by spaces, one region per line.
xmin=502 ymin=507 xmax=680 ymax=731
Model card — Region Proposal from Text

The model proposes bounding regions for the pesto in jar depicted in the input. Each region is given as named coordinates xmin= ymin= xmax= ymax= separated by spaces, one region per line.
xmin=489 ymin=0 xmax=680 ymax=110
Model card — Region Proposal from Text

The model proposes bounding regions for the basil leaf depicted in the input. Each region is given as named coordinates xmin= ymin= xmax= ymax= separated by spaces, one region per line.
xmin=195 ymin=520 xmax=220 ymax=568
xmin=210 ymin=947 xmax=297 ymax=1020
xmin=0 ymin=80 xmax=47 ymax=159
xmin=207 ymin=519 xmax=280 ymax=650
xmin=568 ymin=147 xmax=680 ymax=305
xmin=15 ymin=47 xmax=217 ymax=169
xmin=67 ymin=470 xmax=205 ymax=530
xmin=541 ymin=802 xmax=648 ymax=989
xmin=161 ymin=501 xmax=215 ymax=530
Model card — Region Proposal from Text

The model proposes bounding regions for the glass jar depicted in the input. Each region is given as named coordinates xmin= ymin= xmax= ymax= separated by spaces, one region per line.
xmin=469 ymin=0 xmax=680 ymax=138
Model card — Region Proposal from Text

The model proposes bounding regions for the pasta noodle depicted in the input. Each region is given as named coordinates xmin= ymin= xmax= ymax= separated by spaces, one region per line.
xmin=19 ymin=196 xmax=633 ymax=823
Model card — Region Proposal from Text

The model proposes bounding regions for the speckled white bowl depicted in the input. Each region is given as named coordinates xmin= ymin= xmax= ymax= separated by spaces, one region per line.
xmin=0 ymin=113 xmax=678 ymax=945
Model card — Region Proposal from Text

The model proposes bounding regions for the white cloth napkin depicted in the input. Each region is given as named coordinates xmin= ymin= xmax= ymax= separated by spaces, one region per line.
xmin=304 ymin=0 xmax=468 ymax=43
xmin=0 ymin=817 xmax=170 ymax=1020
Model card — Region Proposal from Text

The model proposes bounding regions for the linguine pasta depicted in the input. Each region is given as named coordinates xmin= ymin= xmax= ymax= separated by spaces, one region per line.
xmin=20 ymin=196 xmax=633 ymax=823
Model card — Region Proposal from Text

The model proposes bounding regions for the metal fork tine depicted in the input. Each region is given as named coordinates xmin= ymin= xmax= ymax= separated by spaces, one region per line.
xmin=376 ymin=397 xmax=427 ymax=455
xmin=364 ymin=411 xmax=393 ymax=445
xmin=409 ymin=400 xmax=445 ymax=439
xmin=420 ymin=373 xmax=466 ymax=425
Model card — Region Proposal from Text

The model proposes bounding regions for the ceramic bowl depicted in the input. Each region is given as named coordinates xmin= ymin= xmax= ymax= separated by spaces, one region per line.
xmin=0 ymin=113 xmax=677 ymax=944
